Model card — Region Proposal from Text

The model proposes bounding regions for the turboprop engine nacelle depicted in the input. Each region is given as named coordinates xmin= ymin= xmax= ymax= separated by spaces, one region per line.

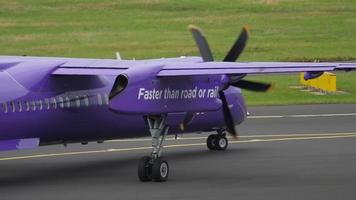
xmin=108 ymin=65 xmax=225 ymax=115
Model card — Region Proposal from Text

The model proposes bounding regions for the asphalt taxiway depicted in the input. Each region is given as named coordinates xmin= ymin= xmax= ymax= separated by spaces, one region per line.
xmin=1 ymin=104 xmax=356 ymax=200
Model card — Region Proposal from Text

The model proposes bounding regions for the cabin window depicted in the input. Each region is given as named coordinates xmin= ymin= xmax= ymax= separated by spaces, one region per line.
xmin=75 ymin=96 xmax=80 ymax=108
xmin=65 ymin=97 xmax=70 ymax=108
xmin=25 ymin=101 xmax=30 ymax=111
xmin=97 ymin=94 xmax=103 ymax=106
xmin=58 ymin=97 xmax=64 ymax=108
xmin=45 ymin=98 xmax=50 ymax=110
xmin=3 ymin=102 xmax=8 ymax=113
xmin=38 ymin=100 xmax=43 ymax=110
xmin=31 ymin=101 xmax=36 ymax=111
xmin=10 ymin=101 xmax=15 ymax=112
xmin=18 ymin=101 xmax=22 ymax=112
xmin=51 ymin=98 xmax=57 ymax=109
xmin=82 ymin=95 xmax=89 ymax=107
xmin=103 ymin=93 xmax=109 ymax=105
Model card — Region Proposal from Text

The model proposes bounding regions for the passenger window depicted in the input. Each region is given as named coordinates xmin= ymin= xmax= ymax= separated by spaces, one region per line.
xmin=18 ymin=101 xmax=22 ymax=112
xmin=51 ymin=97 xmax=57 ymax=109
xmin=65 ymin=97 xmax=70 ymax=108
xmin=58 ymin=97 xmax=64 ymax=108
xmin=75 ymin=96 xmax=80 ymax=108
xmin=103 ymin=93 xmax=109 ymax=105
xmin=10 ymin=101 xmax=15 ymax=112
xmin=38 ymin=100 xmax=43 ymax=110
xmin=82 ymin=95 xmax=89 ymax=107
xmin=45 ymin=98 xmax=50 ymax=110
xmin=25 ymin=101 xmax=30 ymax=111
xmin=97 ymin=94 xmax=103 ymax=105
xmin=3 ymin=102 xmax=8 ymax=113
xmin=31 ymin=101 xmax=36 ymax=111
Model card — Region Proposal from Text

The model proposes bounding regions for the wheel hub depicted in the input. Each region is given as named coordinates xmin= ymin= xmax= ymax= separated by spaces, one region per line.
xmin=218 ymin=138 xmax=226 ymax=148
xmin=160 ymin=162 xmax=168 ymax=178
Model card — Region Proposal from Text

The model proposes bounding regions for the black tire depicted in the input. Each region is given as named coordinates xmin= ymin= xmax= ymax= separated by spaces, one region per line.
xmin=151 ymin=157 xmax=169 ymax=182
xmin=207 ymin=134 xmax=217 ymax=150
xmin=138 ymin=156 xmax=152 ymax=182
xmin=214 ymin=136 xmax=228 ymax=150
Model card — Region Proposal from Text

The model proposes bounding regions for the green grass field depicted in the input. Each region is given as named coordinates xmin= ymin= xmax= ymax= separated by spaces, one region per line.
xmin=0 ymin=0 xmax=356 ymax=105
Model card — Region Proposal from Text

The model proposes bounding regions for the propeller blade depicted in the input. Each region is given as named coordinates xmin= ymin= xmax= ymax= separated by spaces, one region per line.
xmin=231 ymin=79 xmax=272 ymax=92
xmin=188 ymin=25 xmax=214 ymax=62
xmin=219 ymin=91 xmax=238 ymax=139
xmin=223 ymin=25 xmax=249 ymax=62
xmin=179 ymin=113 xmax=194 ymax=131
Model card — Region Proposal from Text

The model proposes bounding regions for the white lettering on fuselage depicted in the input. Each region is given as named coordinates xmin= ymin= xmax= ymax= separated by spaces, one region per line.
xmin=138 ymin=88 xmax=163 ymax=100
xmin=137 ymin=86 xmax=219 ymax=100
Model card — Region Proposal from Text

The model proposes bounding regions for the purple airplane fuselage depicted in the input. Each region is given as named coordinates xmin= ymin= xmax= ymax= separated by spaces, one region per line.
xmin=1 ymin=54 xmax=355 ymax=151
xmin=0 ymin=56 xmax=247 ymax=149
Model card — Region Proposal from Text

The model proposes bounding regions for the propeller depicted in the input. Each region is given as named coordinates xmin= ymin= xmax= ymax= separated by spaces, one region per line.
xmin=219 ymin=91 xmax=238 ymax=139
xmin=179 ymin=113 xmax=194 ymax=131
xmin=223 ymin=26 xmax=250 ymax=62
xmin=188 ymin=25 xmax=214 ymax=62
xmin=189 ymin=24 xmax=273 ymax=139
xmin=231 ymin=79 xmax=273 ymax=92
xmin=189 ymin=25 xmax=272 ymax=92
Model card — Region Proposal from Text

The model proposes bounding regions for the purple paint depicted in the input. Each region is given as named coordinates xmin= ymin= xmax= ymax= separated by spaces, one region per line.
xmin=0 ymin=138 xmax=39 ymax=151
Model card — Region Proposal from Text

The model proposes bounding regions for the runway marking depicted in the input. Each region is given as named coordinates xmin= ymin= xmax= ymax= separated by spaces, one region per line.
xmin=1 ymin=133 xmax=356 ymax=161
xmin=248 ymin=115 xmax=284 ymax=119
xmin=108 ymin=132 xmax=356 ymax=142
xmin=247 ymin=113 xmax=356 ymax=119
xmin=290 ymin=113 xmax=356 ymax=118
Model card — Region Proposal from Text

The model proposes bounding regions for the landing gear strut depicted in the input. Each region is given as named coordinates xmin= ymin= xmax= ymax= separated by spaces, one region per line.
xmin=138 ymin=116 xmax=170 ymax=182
xmin=207 ymin=130 xmax=228 ymax=150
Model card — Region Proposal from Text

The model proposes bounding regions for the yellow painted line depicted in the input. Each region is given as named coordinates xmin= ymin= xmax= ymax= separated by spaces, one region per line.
xmin=1 ymin=133 xmax=356 ymax=162
xmin=108 ymin=132 xmax=356 ymax=142
xmin=0 ymin=146 xmax=152 ymax=161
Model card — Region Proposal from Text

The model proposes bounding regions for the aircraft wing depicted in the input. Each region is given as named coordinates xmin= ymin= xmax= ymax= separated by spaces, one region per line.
xmin=1 ymin=56 xmax=355 ymax=77
xmin=157 ymin=62 xmax=356 ymax=77
xmin=51 ymin=57 xmax=202 ymax=76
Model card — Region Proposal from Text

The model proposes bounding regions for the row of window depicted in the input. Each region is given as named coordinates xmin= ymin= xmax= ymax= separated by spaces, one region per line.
xmin=1 ymin=93 xmax=109 ymax=114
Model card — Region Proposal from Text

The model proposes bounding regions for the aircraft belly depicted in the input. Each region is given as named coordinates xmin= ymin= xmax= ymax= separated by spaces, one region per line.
xmin=0 ymin=106 xmax=226 ymax=144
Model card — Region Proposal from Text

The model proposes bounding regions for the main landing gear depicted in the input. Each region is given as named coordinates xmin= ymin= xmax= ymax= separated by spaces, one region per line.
xmin=138 ymin=116 xmax=170 ymax=182
xmin=207 ymin=130 xmax=228 ymax=150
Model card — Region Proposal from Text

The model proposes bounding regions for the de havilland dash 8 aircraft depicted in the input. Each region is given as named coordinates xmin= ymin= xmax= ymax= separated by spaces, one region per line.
xmin=0 ymin=25 xmax=355 ymax=182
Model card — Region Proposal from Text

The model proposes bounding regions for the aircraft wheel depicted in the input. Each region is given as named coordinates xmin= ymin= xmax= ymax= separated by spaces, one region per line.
xmin=151 ymin=157 xmax=169 ymax=182
xmin=138 ymin=156 xmax=152 ymax=182
xmin=214 ymin=136 xmax=228 ymax=150
xmin=207 ymin=134 xmax=218 ymax=150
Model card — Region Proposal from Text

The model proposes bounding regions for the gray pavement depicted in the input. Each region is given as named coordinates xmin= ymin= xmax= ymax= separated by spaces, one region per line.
xmin=1 ymin=104 xmax=356 ymax=200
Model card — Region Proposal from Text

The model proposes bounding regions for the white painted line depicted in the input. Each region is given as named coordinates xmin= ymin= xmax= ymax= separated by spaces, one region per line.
xmin=248 ymin=113 xmax=356 ymax=119
xmin=250 ymin=139 xmax=262 ymax=142
xmin=108 ymin=132 xmax=356 ymax=143
xmin=247 ymin=115 xmax=284 ymax=119
xmin=290 ymin=113 xmax=356 ymax=118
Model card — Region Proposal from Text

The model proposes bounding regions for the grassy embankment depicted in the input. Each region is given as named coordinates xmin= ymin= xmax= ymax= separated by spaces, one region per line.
xmin=0 ymin=0 xmax=356 ymax=105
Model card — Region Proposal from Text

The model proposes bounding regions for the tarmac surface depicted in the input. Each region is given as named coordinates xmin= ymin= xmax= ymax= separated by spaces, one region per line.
xmin=1 ymin=104 xmax=356 ymax=200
